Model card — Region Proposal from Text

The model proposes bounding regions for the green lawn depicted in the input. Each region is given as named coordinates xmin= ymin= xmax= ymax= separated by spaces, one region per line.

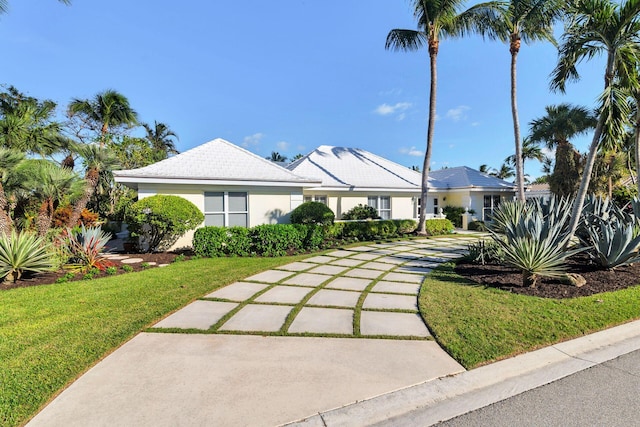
xmin=419 ymin=263 xmax=640 ymax=369
xmin=0 ymin=255 xmax=307 ymax=427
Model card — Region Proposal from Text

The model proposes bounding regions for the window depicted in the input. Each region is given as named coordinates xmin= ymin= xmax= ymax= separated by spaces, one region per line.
xmin=204 ymin=192 xmax=248 ymax=227
xmin=483 ymin=195 xmax=502 ymax=222
xmin=433 ymin=198 xmax=439 ymax=215
xmin=368 ymin=196 xmax=391 ymax=220
xmin=304 ymin=195 xmax=327 ymax=205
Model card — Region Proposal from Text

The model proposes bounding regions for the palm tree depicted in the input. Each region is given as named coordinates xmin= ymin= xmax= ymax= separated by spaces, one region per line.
xmin=68 ymin=90 xmax=138 ymax=147
xmin=479 ymin=0 xmax=563 ymax=201
xmin=505 ymin=137 xmax=544 ymax=175
xmin=66 ymin=145 xmax=119 ymax=228
xmin=529 ymin=104 xmax=596 ymax=197
xmin=551 ymin=0 xmax=640 ymax=243
xmin=21 ymin=160 xmax=81 ymax=236
xmin=386 ymin=0 xmax=500 ymax=233
xmin=0 ymin=148 xmax=24 ymax=235
xmin=142 ymin=121 xmax=179 ymax=161
xmin=491 ymin=162 xmax=515 ymax=180
xmin=266 ymin=151 xmax=287 ymax=162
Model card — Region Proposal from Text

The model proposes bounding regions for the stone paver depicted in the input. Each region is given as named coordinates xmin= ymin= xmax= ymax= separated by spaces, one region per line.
xmin=325 ymin=277 xmax=372 ymax=291
xmin=307 ymin=265 xmax=349 ymax=276
xmin=350 ymin=252 xmax=381 ymax=261
xmin=344 ymin=268 xmax=384 ymax=279
xmin=358 ymin=262 xmax=396 ymax=271
xmin=325 ymin=250 xmax=355 ymax=258
xmin=219 ymin=304 xmax=291 ymax=332
xmin=349 ymin=246 xmax=375 ymax=252
xmin=254 ymin=286 xmax=312 ymax=304
xmin=330 ymin=258 xmax=364 ymax=267
xmin=360 ymin=311 xmax=430 ymax=337
xmin=120 ymin=257 xmax=144 ymax=264
xmin=276 ymin=262 xmax=317 ymax=272
xmin=375 ymin=256 xmax=406 ymax=265
xmin=395 ymin=266 xmax=433 ymax=275
xmin=371 ymin=281 xmax=420 ymax=295
xmin=288 ymin=307 xmax=353 ymax=334
xmin=307 ymin=289 xmax=361 ymax=308
xmin=383 ymin=272 xmax=425 ymax=284
xmin=246 ymin=270 xmax=295 ymax=283
xmin=304 ymin=255 xmax=337 ymax=264
xmin=205 ymin=282 xmax=269 ymax=301
xmin=283 ymin=273 xmax=331 ymax=287
xmin=153 ymin=301 xmax=238 ymax=330
xmin=363 ymin=293 xmax=418 ymax=310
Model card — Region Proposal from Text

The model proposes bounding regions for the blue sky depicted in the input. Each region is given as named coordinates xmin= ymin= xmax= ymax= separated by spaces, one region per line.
xmin=1 ymin=0 xmax=605 ymax=178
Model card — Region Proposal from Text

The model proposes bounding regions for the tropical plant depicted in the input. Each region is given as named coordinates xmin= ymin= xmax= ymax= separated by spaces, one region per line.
xmin=0 ymin=230 xmax=54 ymax=282
xmin=479 ymin=0 xmax=564 ymax=201
xmin=68 ymin=89 xmax=138 ymax=147
xmin=341 ymin=204 xmax=380 ymax=220
xmin=466 ymin=239 xmax=504 ymax=265
xmin=142 ymin=121 xmax=179 ymax=161
xmin=505 ymin=137 xmax=544 ymax=178
xmin=489 ymin=199 xmax=530 ymax=234
xmin=61 ymin=225 xmax=113 ymax=271
xmin=0 ymin=147 xmax=24 ymax=235
xmin=491 ymin=162 xmax=515 ymax=180
xmin=126 ymin=195 xmax=204 ymax=252
xmin=290 ymin=201 xmax=335 ymax=225
xmin=266 ymin=151 xmax=287 ymax=162
xmin=386 ymin=0 xmax=501 ymax=233
xmin=579 ymin=216 xmax=640 ymax=269
xmin=551 ymin=0 xmax=640 ymax=244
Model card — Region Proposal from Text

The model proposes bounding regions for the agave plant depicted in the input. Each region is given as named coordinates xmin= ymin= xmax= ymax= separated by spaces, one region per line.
xmin=579 ymin=216 xmax=640 ymax=269
xmin=0 ymin=231 xmax=54 ymax=282
xmin=489 ymin=200 xmax=530 ymax=234
xmin=490 ymin=197 xmax=583 ymax=287
xmin=61 ymin=226 xmax=113 ymax=271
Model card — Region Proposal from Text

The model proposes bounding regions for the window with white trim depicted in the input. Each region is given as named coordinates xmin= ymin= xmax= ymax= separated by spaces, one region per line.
xmin=368 ymin=196 xmax=391 ymax=220
xmin=204 ymin=192 xmax=248 ymax=227
xmin=303 ymin=195 xmax=327 ymax=205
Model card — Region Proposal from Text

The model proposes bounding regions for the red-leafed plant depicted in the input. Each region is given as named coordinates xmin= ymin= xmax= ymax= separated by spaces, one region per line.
xmin=60 ymin=226 xmax=114 ymax=271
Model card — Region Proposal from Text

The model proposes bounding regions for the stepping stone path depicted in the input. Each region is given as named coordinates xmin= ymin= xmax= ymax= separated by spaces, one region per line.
xmin=151 ymin=235 xmax=488 ymax=340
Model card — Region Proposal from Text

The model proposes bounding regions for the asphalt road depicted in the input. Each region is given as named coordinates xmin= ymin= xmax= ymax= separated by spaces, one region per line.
xmin=437 ymin=349 xmax=640 ymax=427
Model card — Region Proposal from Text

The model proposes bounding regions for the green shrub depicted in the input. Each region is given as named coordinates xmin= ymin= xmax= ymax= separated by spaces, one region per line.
xmin=341 ymin=204 xmax=380 ymax=220
xmin=251 ymin=224 xmax=306 ymax=256
xmin=193 ymin=227 xmax=227 ymax=257
xmin=466 ymin=240 xmax=504 ymax=265
xmin=105 ymin=266 xmax=117 ymax=275
xmin=468 ymin=221 xmax=487 ymax=231
xmin=126 ymin=195 xmax=204 ymax=252
xmin=226 ymin=227 xmax=252 ymax=256
xmin=290 ymin=202 xmax=335 ymax=225
xmin=0 ymin=231 xmax=54 ymax=282
xmin=122 ymin=265 xmax=134 ymax=272
xmin=325 ymin=222 xmax=345 ymax=239
xmin=443 ymin=206 xmax=467 ymax=228
xmin=424 ymin=219 xmax=454 ymax=235
xmin=303 ymin=224 xmax=326 ymax=250
xmin=342 ymin=221 xmax=371 ymax=240
xmin=394 ymin=219 xmax=417 ymax=234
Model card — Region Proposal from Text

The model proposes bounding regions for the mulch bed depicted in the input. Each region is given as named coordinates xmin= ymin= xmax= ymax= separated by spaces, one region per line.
xmin=0 ymin=251 xmax=188 ymax=291
xmin=455 ymin=254 xmax=640 ymax=299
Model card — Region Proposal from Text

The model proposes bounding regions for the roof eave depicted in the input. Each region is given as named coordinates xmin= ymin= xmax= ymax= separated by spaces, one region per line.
xmin=113 ymin=175 xmax=322 ymax=188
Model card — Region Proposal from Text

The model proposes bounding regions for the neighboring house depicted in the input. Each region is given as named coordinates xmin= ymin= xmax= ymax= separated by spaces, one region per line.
xmin=524 ymin=183 xmax=552 ymax=202
xmin=113 ymin=138 xmax=516 ymax=248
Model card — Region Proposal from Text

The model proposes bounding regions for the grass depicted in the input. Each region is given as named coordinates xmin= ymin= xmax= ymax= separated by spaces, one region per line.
xmin=419 ymin=263 xmax=640 ymax=369
xmin=0 ymin=255 xmax=308 ymax=427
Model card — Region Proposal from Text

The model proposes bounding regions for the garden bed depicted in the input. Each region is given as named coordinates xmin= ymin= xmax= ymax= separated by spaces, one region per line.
xmin=455 ymin=254 xmax=640 ymax=298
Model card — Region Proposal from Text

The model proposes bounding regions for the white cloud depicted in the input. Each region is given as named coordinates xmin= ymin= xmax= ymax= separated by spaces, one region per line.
xmin=378 ymin=88 xmax=403 ymax=96
xmin=446 ymin=105 xmax=471 ymax=122
xmin=400 ymin=146 xmax=424 ymax=157
xmin=471 ymin=121 xmax=480 ymax=127
xmin=374 ymin=102 xmax=412 ymax=116
xmin=541 ymin=146 xmax=555 ymax=157
xmin=242 ymin=132 xmax=264 ymax=147
xmin=276 ymin=141 xmax=290 ymax=151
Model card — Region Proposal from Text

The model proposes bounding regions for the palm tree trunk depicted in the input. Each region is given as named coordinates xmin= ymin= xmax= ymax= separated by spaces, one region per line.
xmin=37 ymin=200 xmax=51 ymax=237
xmin=510 ymin=36 xmax=525 ymax=202
xmin=67 ymin=169 xmax=98 ymax=228
xmin=565 ymin=52 xmax=615 ymax=245
xmin=418 ymin=40 xmax=439 ymax=234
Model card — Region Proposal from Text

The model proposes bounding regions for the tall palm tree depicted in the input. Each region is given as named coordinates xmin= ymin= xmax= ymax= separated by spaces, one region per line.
xmin=491 ymin=162 xmax=516 ymax=180
xmin=0 ymin=148 xmax=24 ymax=235
xmin=66 ymin=145 xmax=119 ymax=228
xmin=142 ymin=121 xmax=179 ymax=161
xmin=68 ymin=90 xmax=138 ymax=147
xmin=551 ymin=0 xmax=640 ymax=243
xmin=529 ymin=104 xmax=596 ymax=197
xmin=386 ymin=0 xmax=500 ymax=233
xmin=478 ymin=164 xmax=494 ymax=174
xmin=505 ymin=137 xmax=544 ymax=175
xmin=267 ymin=151 xmax=287 ymax=162
xmin=479 ymin=0 xmax=563 ymax=201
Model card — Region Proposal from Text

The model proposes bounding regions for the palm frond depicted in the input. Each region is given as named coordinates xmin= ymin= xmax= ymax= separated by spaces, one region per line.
xmin=385 ymin=29 xmax=427 ymax=51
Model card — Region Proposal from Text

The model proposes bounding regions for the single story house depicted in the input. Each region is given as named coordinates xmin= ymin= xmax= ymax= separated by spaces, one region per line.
xmin=114 ymin=138 xmax=516 ymax=247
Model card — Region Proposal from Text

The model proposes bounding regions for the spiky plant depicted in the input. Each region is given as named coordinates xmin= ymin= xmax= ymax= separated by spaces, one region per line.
xmin=61 ymin=225 xmax=113 ymax=271
xmin=0 ymin=231 xmax=54 ymax=282
xmin=580 ymin=216 xmax=640 ymax=269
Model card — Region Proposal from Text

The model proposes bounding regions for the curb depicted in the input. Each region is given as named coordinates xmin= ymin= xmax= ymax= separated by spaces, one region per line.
xmin=286 ymin=319 xmax=640 ymax=427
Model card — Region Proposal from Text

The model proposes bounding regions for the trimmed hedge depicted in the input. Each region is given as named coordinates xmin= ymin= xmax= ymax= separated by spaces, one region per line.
xmin=468 ymin=220 xmax=487 ymax=231
xmin=290 ymin=202 xmax=335 ymax=225
xmin=424 ymin=218 xmax=454 ymax=235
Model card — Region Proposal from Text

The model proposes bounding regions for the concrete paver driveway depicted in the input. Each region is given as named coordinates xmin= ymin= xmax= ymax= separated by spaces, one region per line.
xmin=27 ymin=235 xmax=486 ymax=427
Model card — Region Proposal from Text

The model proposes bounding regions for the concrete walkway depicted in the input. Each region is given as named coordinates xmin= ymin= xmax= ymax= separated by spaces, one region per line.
xmin=26 ymin=235 xmax=484 ymax=427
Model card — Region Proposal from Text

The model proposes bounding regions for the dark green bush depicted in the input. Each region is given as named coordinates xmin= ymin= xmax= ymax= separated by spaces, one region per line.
xmin=443 ymin=206 xmax=466 ymax=228
xmin=126 ymin=195 xmax=204 ymax=252
xmin=341 ymin=204 xmax=380 ymax=220
xmin=394 ymin=219 xmax=417 ymax=234
xmin=303 ymin=224 xmax=325 ymax=250
xmin=193 ymin=227 xmax=227 ymax=257
xmin=226 ymin=227 xmax=252 ymax=256
xmin=468 ymin=220 xmax=487 ymax=231
xmin=424 ymin=218 xmax=454 ymax=235
xmin=251 ymin=224 xmax=305 ymax=256
xmin=290 ymin=201 xmax=335 ymax=225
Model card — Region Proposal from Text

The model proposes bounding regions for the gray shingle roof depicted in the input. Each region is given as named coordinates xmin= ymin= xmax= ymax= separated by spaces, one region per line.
xmin=429 ymin=166 xmax=515 ymax=189
xmin=286 ymin=145 xmax=437 ymax=190
xmin=113 ymin=138 xmax=319 ymax=185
